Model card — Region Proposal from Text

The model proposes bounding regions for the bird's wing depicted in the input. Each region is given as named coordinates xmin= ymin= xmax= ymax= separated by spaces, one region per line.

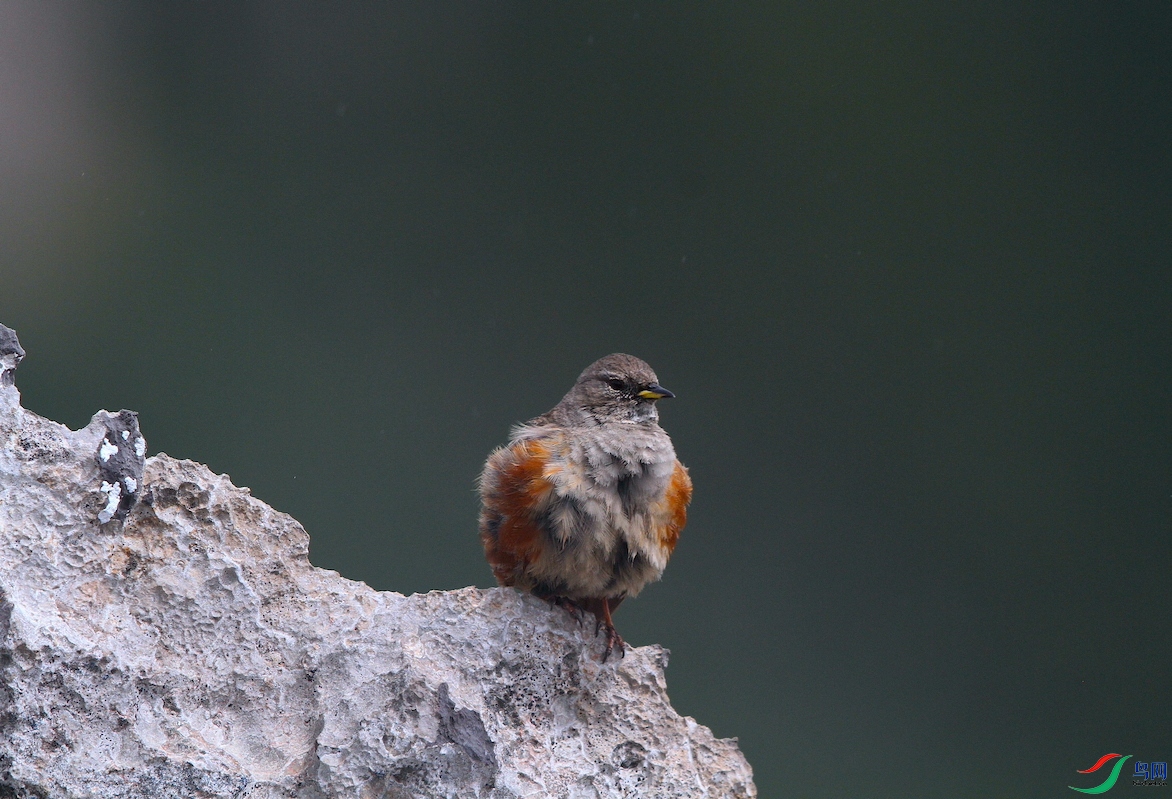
xmin=652 ymin=459 xmax=692 ymax=553
xmin=478 ymin=436 xmax=560 ymax=587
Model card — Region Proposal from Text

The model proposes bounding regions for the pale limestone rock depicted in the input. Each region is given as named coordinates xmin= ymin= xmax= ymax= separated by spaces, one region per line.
xmin=0 ymin=324 xmax=755 ymax=798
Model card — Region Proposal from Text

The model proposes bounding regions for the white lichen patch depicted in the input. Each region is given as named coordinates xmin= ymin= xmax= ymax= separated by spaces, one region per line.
xmin=98 ymin=439 xmax=119 ymax=462
xmin=97 ymin=479 xmax=122 ymax=523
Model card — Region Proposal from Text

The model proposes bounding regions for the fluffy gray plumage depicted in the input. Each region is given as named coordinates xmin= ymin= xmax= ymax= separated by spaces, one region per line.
xmin=530 ymin=353 xmax=674 ymax=428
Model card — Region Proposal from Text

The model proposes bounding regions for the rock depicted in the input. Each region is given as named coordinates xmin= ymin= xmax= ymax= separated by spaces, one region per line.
xmin=0 ymin=324 xmax=756 ymax=798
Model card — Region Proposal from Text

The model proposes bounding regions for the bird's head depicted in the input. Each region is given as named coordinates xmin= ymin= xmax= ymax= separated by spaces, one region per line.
xmin=563 ymin=353 xmax=675 ymax=425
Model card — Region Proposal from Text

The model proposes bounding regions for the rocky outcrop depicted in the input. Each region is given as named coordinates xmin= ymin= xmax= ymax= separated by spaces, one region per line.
xmin=0 ymin=324 xmax=755 ymax=798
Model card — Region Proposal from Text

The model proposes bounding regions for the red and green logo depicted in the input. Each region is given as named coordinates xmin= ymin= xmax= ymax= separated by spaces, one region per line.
xmin=1070 ymin=753 xmax=1132 ymax=794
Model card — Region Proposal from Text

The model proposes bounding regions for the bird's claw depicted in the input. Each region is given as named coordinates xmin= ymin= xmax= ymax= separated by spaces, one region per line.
xmin=600 ymin=624 xmax=626 ymax=662
xmin=547 ymin=596 xmax=625 ymax=661
xmin=551 ymin=596 xmax=585 ymax=626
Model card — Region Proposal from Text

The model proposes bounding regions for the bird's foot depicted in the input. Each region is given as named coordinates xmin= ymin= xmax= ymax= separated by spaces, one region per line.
xmin=581 ymin=597 xmax=626 ymax=662
xmin=600 ymin=622 xmax=626 ymax=662
xmin=549 ymin=596 xmax=586 ymax=626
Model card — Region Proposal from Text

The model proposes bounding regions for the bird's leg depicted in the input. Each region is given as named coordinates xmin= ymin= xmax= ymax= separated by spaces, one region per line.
xmin=549 ymin=595 xmax=586 ymax=626
xmin=599 ymin=598 xmax=626 ymax=661
xmin=530 ymin=587 xmax=586 ymax=625
xmin=556 ymin=596 xmax=586 ymax=625
xmin=583 ymin=597 xmax=626 ymax=661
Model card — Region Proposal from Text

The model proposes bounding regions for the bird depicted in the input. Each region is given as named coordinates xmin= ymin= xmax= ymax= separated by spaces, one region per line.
xmin=478 ymin=353 xmax=692 ymax=661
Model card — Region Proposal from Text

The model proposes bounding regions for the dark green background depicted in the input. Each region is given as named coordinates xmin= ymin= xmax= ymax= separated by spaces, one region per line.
xmin=3 ymin=3 xmax=1169 ymax=797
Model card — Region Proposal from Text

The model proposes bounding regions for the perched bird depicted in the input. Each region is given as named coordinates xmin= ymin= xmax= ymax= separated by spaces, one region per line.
xmin=478 ymin=354 xmax=692 ymax=660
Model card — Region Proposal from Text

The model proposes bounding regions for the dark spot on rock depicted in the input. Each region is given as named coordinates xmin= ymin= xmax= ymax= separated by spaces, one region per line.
xmin=96 ymin=410 xmax=145 ymax=524
xmin=0 ymin=324 xmax=24 ymax=387
xmin=391 ymin=761 xmax=422 ymax=781
xmin=436 ymin=683 xmax=498 ymax=790
xmin=612 ymin=740 xmax=648 ymax=769
xmin=176 ymin=482 xmax=209 ymax=511
xmin=14 ymin=434 xmax=67 ymax=464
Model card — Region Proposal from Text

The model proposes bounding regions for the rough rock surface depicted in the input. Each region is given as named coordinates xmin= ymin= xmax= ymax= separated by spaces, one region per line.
xmin=0 ymin=324 xmax=755 ymax=798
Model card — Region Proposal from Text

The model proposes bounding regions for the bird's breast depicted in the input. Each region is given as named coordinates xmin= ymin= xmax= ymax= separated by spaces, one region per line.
xmin=489 ymin=425 xmax=690 ymax=600
xmin=542 ymin=429 xmax=674 ymax=562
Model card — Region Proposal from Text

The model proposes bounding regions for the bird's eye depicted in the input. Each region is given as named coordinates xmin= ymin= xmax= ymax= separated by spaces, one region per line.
xmin=606 ymin=378 xmax=625 ymax=391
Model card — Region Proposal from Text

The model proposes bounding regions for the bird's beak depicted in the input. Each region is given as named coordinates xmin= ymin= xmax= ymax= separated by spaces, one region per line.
xmin=637 ymin=384 xmax=675 ymax=400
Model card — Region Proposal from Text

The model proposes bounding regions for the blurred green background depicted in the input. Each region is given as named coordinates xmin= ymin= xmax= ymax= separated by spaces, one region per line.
xmin=2 ymin=3 xmax=1169 ymax=797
